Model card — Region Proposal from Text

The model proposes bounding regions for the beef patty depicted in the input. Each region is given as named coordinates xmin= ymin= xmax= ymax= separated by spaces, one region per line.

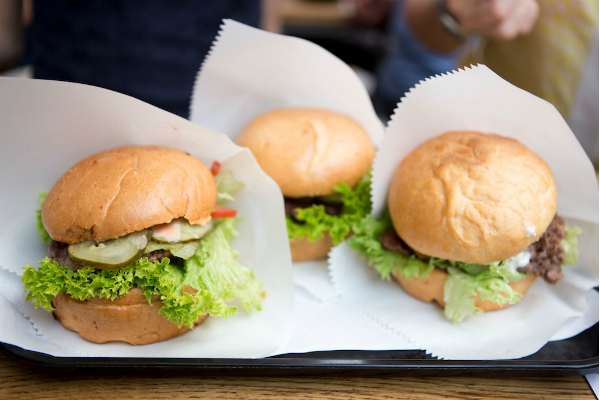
xmin=284 ymin=197 xmax=343 ymax=219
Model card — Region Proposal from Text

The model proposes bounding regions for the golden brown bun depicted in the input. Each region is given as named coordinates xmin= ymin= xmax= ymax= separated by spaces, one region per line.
xmin=393 ymin=269 xmax=537 ymax=312
xmin=52 ymin=288 xmax=207 ymax=345
xmin=290 ymin=233 xmax=334 ymax=262
xmin=42 ymin=146 xmax=217 ymax=244
xmin=389 ymin=131 xmax=556 ymax=265
xmin=237 ymin=108 xmax=374 ymax=198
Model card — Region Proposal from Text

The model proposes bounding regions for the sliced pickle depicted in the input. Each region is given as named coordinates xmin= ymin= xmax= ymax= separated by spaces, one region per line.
xmin=144 ymin=240 xmax=200 ymax=260
xmin=318 ymin=193 xmax=344 ymax=203
xmin=180 ymin=220 xmax=213 ymax=241
xmin=171 ymin=241 xmax=200 ymax=260
xmin=151 ymin=219 xmax=213 ymax=243
xmin=68 ymin=230 xmax=149 ymax=270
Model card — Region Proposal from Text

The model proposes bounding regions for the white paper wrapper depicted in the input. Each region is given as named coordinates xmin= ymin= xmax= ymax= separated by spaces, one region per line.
xmin=330 ymin=65 xmax=599 ymax=360
xmin=0 ymin=77 xmax=294 ymax=358
xmin=291 ymin=260 xmax=338 ymax=302
xmin=272 ymin=290 xmax=416 ymax=355
xmin=189 ymin=20 xmax=384 ymax=299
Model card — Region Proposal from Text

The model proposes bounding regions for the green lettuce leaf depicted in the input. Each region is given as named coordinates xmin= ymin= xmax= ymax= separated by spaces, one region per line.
xmin=36 ymin=192 xmax=50 ymax=243
xmin=287 ymin=173 xmax=372 ymax=245
xmin=443 ymin=267 xmax=523 ymax=323
xmin=561 ymin=225 xmax=583 ymax=265
xmin=346 ymin=213 xmax=434 ymax=280
xmin=348 ymin=212 xmax=527 ymax=323
xmin=183 ymin=217 xmax=265 ymax=313
xmin=22 ymin=218 xmax=265 ymax=328
xmin=434 ymin=258 xmax=526 ymax=283
xmin=348 ymin=212 xmax=584 ymax=323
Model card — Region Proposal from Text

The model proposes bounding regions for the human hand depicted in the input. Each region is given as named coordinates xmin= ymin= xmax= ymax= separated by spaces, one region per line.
xmin=446 ymin=0 xmax=540 ymax=40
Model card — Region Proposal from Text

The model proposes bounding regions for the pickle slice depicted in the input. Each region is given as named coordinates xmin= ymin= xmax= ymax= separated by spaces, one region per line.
xmin=170 ymin=241 xmax=200 ymax=260
xmin=144 ymin=240 xmax=200 ymax=260
xmin=68 ymin=230 xmax=149 ymax=270
xmin=180 ymin=220 xmax=213 ymax=241
xmin=151 ymin=219 xmax=213 ymax=243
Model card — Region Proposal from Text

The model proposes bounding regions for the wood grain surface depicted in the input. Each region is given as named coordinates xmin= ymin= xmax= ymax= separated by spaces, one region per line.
xmin=0 ymin=350 xmax=594 ymax=399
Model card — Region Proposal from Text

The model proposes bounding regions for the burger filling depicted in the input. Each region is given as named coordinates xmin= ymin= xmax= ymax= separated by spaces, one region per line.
xmin=286 ymin=173 xmax=371 ymax=245
xmin=378 ymin=216 xmax=568 ymax=285
xmin=348 ymin=212 xmax=581 ymax=323
xmin=23 ymin=169 xmax=266 ymax=329
xmin=47 ymin=219 xmax=214 ymax=271
xmin=285 ymin=197 xmax=343 ymax=219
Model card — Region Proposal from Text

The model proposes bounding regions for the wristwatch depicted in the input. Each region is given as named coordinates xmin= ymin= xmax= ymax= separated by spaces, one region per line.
xmin=436 ymin=0 xmax=468 ymax=41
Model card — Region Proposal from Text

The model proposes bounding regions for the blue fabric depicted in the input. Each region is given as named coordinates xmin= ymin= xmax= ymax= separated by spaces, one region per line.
xmin=31 ymin=0 xmax=260 ymax=118
xmin=376 ymin=1 xmax=458 ymax=114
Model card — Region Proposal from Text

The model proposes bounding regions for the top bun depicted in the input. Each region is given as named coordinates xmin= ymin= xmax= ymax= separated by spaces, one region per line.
xmin=42 ymin=146 xmax=217 ymax=244
xmin=237 ymin=108 xmax=374 ymax=198
xmin=388 ymin=131 xmax=557 ymax=265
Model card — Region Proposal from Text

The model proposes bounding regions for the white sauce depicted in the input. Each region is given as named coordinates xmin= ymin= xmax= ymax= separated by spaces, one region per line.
xmin=152 ymin=219 xmax=182 ymax=243
xmin=525 ymin=222 xmax=537 ymax=238
xmin=504 ymin=249 xmax=532 ymax=274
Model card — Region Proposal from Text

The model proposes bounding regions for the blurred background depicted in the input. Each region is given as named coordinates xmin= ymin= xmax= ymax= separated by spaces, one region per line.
xmin=1 ymin=0 xmax=597 ymax=167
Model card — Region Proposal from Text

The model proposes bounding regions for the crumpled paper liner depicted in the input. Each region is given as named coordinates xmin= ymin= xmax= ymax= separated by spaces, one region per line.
xmin=0 ymin=77 xmax=294 ymax=358
xmin=330 ymin=65 xmax=599 ymax=360
xmin=189 ymin=19 xmax=384 ymax=300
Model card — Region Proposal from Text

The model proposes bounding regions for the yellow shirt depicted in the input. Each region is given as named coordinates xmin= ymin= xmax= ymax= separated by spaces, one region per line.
xmin=461 ymin=0 xmax=598 ymax=121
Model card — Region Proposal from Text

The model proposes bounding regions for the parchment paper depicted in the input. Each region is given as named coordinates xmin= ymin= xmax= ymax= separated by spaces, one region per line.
xmin=189 ymin=19 xmax=384 ymax=299
xmin=0 ymin=77 xmax=294 ymax=358
xmin=330 ymin=65 xmax=599 ymax=360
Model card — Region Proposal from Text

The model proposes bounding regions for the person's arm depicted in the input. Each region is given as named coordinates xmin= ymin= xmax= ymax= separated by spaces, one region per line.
xmin=0 ymin=0 xmax=25 ymax=72
xmin=405 ymin=0 xmax=540 ymax=53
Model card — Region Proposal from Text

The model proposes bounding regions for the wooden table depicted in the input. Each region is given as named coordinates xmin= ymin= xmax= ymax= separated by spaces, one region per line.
xmin=0 ymin=350 xmax=594 ymax=399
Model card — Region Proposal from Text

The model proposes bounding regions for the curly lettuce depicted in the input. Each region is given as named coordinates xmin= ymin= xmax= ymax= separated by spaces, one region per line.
xmin=22 ymin=218 xmax=265 ymax=328
xmin=443 ymin=267 xmax=524 ymax=323
xmin=287 ymin=173 xmax=372 ymax=245
xmin=347 ymin=213 xmax=434 ymax=280
xmin=348 ymin=211 xmax=581 ymax=323
xmin=36 ymin=192 xmax=50 ymax=243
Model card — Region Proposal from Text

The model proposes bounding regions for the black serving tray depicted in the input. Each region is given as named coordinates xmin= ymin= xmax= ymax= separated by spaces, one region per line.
xmin=1 ymin=322 xmax=597 ymax=377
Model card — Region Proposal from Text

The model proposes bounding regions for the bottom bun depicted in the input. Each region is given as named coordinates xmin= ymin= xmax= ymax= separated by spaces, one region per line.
xmin=290 ymin=233 xmax=334 ymax=262
xmin=393 ymin=269 xmax=537 ymax=312
xmin=52 ymin=287 xmax=207 ymax=345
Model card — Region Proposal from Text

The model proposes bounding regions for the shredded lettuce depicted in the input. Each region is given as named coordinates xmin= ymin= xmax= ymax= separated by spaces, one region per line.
xmin=561 ymin=225 xmax=583 ymax=265
xmin=22 ymin=218 xmax=265 ymax=328
xmin=287 ymin=173 xmax=372 ymax=245
xmin=36 ymin=192 xmax=50 ymax=243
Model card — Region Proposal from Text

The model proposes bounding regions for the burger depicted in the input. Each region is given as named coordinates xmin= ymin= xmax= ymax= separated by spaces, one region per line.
xmin=237 ymin=108 xmax=374 ymax=261
xmin=22 ymin=145 xmax=265 ymax=344
xmin=349 ymin=131 xmax=581 ymax=323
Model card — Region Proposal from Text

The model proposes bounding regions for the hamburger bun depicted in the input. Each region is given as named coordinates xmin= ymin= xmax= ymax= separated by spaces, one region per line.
xmin=393 ymin=270 xmax=538 ymax=312
xmin=52 ymin=288 xmax=207 ymax=345
xmin=290 ymin=233 xmax=334 ymax=262
xmin=237 ymin=108 xmax=374 ymax=198
xmin=42 ymin=146 xmax=217 ymax=244
xmin=388 ymin=131 xmax=557 ymax=265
